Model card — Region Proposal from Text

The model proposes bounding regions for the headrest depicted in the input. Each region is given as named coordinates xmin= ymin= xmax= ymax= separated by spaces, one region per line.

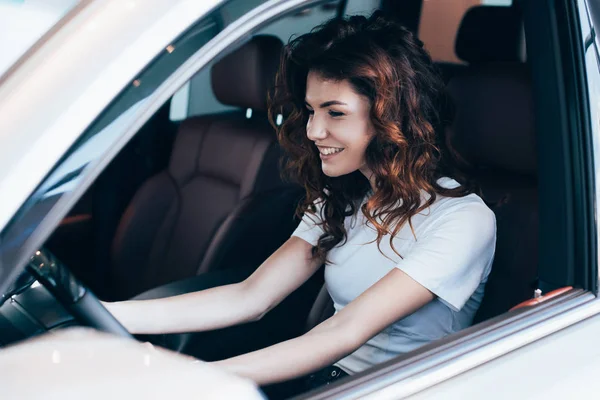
xmin=168 ymin=115 xmax=274 ymax=194
xmin=447 ymin=64 xmax=536 ymax=176
xmin=211 ymin=35 xmax=283 ymax=111
xmin=456 ymin=6 xmax=523 ymax=64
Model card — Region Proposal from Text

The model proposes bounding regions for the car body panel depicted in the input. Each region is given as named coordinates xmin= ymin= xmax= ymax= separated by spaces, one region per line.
xmin=0 ymin=327 xmax=263 ymax=399
xmin=0 ymin=0 xmax=81 ymax=78
xmin=407 ymin=309 xmax=600 ymax=399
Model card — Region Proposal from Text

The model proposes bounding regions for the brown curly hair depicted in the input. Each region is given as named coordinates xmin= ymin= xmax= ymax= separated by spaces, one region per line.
xmin=269 ymin=11 xmax=478 ymax=262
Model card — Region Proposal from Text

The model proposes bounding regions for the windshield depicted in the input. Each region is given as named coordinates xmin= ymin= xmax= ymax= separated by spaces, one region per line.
xmin=0 ymin=0 xmax=80 ymax=78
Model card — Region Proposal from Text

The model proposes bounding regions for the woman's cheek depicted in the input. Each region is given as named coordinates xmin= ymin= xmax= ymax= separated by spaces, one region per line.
xmin=337 ymin=120 xmax=362 ymax=141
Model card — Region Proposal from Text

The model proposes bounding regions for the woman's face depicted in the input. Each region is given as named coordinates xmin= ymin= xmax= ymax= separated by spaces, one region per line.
xmin=305 ymin=71 xmax=375 ymax=180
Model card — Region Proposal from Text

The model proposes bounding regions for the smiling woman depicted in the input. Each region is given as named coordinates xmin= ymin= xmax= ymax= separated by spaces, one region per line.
xmin=106 ymin=10 xmax=496 ymax=397
xmin=271 ymin=11 xmax=484 ymax=263
xmin=258 ymin=11 xmax=497 ymax=382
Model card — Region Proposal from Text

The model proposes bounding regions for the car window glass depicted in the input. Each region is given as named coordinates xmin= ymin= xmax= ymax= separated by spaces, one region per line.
xmin=170 ymin=0 xmax=382 ymax=122
xmin=586 ymin=46 xmax=600 ymax=176
xmin=585 ymin=0 xmax=600 ymax=49
xmin=418 ymin=0 xmax=512 ymax=63
xmin=171 ymin=1 xmax=350 ymax=121
xmin=344 ymin=0 xmax=381 ymax=16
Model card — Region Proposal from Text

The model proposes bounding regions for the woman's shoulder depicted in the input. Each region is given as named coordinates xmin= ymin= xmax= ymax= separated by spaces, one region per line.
xmin=429 ymin=178 xmax=496 ymax=228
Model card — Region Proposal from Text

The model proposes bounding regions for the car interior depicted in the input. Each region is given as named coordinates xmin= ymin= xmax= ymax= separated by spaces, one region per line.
xmin=42 ymin=0 xmax=538 ymax=345
xmin=46 ymin=0 xmax=537 ymax=357
xmin=2 ymin=0 xmax=595 ymax=397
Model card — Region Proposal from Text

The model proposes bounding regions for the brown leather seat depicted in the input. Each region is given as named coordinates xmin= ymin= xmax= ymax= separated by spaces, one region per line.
xmin=305 ymin=5 xmax=538 ymax=330
xmin=110 ymin=35 xmax=302 ymax=300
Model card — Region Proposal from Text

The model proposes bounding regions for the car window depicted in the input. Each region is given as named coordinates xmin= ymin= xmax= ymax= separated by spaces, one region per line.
xmin=0 ymin=0 xmax=80 ymax=78
xmin=418 ymin=0 xmax=512 ymax=63
xmin=169 ymin=0 xmax=380 ymax=121
xmin=170 ymin=1 xmax=343 ymax=121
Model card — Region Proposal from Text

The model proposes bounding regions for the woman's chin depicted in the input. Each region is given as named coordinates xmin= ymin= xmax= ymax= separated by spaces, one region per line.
xmin=321 ymin=165 xmax=350 ymax=178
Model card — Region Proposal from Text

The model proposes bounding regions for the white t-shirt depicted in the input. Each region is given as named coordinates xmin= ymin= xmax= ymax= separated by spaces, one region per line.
xmin=291 ymin=177 xmax=496 ymax=374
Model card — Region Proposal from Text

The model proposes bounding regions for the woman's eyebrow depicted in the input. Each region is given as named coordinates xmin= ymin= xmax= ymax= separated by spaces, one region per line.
xmin=304 ymin=100 xmax=348 ymax=108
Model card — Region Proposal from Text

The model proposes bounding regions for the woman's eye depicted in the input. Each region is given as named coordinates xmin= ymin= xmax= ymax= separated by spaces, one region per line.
xmin=329 ymin=110 xmax=345 ymax=117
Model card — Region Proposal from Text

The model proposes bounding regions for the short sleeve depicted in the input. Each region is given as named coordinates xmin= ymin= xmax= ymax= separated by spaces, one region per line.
xmin=395 ymin=201 xmax=497 ymax=311
xmin=291 ymin=199 xmax=326 ymax=246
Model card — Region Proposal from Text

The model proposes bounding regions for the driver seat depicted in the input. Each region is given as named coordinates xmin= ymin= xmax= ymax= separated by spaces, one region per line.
xmin=109 ymin=35 xmax=302 ymax=300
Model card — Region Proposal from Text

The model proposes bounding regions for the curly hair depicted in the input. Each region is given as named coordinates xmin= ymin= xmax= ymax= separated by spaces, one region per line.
xmin=269 ymin=11 xmax=478 ymax=262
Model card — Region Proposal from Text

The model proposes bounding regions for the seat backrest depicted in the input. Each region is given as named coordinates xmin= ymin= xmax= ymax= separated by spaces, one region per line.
xmin=448 ymin=5 xmax=538 ymax=323
xmin=110 ymin=35 xmax=302 ymax=299
xmin=304 ymin=5 xmax=537 ymax=331
xmin=450 ymin=65 xmax=538 ymax=323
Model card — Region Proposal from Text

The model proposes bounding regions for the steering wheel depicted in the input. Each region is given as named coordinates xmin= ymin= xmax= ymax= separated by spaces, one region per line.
xmin=26 ymin=248 xmax=133 ymax=339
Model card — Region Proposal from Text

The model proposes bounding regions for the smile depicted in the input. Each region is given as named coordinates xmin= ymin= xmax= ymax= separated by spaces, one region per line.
xmin=317 ymin=146 xmax=345 ymax=156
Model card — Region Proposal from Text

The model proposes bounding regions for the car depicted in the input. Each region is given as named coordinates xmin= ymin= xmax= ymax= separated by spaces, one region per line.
xmin=0 ymin=0 xmax=599 ymax=398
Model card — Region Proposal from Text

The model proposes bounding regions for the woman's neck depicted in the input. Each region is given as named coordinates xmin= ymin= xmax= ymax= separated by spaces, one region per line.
xmin=359 ymin=165 xmax=376 ymax=192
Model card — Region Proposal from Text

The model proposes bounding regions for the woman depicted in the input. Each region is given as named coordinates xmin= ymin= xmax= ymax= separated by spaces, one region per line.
xmin=107 ymin=11 xmax=496 ymax=392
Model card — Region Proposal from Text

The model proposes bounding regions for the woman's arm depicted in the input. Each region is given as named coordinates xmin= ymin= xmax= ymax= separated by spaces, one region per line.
xmin=213 ymin=268 xmax=435 ymax=385
xmin=105 ymin=237 xmax=322 ymax=334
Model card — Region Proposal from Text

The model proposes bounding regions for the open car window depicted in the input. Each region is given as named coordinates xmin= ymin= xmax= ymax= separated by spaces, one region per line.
xmin=169 ymin=0 xmax=380 ymax=122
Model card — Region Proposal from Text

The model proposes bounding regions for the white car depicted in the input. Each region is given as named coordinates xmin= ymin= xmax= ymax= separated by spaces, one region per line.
xmin=0 ymin=0 xmax=599 ymax=399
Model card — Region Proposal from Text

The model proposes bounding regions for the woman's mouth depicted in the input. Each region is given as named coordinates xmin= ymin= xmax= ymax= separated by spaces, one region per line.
xmin=317 ymin=146 xmax=345 ymax=160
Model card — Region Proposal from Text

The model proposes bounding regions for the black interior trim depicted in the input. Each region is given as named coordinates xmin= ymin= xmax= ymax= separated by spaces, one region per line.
xmin=521 ymin=0 xmax=578 ymax=292
xmin=555 ymin=0 xmax=597 ymax=293
xmin=380 ymin=0 xmax=423 ymax=34
xmin=336 ymin=0 xmax=349 ymax=16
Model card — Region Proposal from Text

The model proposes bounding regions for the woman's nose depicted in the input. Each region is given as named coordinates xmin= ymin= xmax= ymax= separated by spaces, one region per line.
xmin=306 ymin=115 xmax=328 ymax=141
